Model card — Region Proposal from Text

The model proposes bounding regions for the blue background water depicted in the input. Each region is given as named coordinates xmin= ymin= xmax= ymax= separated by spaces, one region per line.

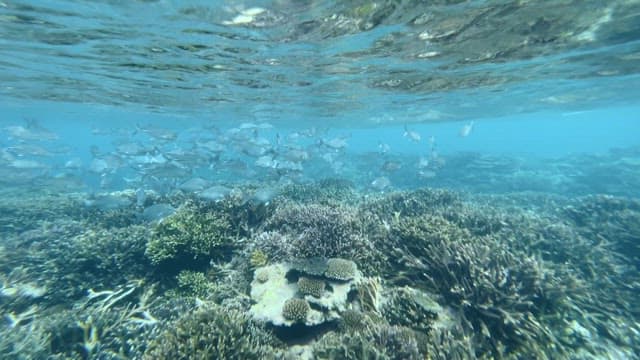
xmin=2 ymin=98 xmax=638 ymax=159
xmin=1 ymin=0 xmax=640 ymax=196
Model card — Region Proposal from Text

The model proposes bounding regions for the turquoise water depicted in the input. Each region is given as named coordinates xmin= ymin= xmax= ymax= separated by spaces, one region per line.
xmin=1 ymin=1 xmax=639 ymax=359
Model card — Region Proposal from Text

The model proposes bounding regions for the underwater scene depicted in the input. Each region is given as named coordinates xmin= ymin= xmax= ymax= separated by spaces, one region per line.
xmin=1 ymin=0 xmax=640 ymax=359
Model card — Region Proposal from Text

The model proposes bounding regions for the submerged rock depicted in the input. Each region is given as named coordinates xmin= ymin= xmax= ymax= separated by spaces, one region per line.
xmin=249 ymin=261 xmax=361 ymax=327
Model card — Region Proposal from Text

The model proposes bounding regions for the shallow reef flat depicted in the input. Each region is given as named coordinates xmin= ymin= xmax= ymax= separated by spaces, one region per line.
xmin=0 ymin=181 xmax=638 ymax=359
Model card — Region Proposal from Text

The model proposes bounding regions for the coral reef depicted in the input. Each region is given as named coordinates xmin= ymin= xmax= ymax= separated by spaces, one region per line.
xmin=282 ymin=298 xmax=310 ymax=322
xmin=145 ymin=201 xmax=233 ymax=267
xmin=143 ymin=304 xmax=280 ymax=360
xmin=325 ymin=258 xmax=357 ymax=281
xmin=381 ymin=214 xmax=567 ymax=356
xmin=297 ymin=276 xmax=326 ymax=298
xmin=1 ymin=186 xmax=639 ymax=359
xmin=1 ymin=222 xmax=149 ymax=304
xmin=175 ymin=270 xmax=215 ymax=298
xmin=263 ymin=203 xmax=370 ymax=261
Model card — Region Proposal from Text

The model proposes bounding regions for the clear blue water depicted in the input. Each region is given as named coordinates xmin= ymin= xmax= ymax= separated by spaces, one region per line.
xmin=2 ymin=0 xmax=639 ymax=195
xmin=1 ymin=1 xmax=639 ymax=359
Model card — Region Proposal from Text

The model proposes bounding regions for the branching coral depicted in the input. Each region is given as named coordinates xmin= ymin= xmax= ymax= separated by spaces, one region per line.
xmin=385 ymin=214 xmax=571 ymax=357
xmin=145 ymin=201 xmax=233 ymax=266
xmin=144 ymin=304 xmax=280 ymax=359
xmin=264 ymin=202 xmax=369 ymax=261
xmin=282 ymin=298 xmax=310 ymax=323
xmin=325 ymin=258 xmax=357 ymax=281
xmin=297 ymin=276 xmax=325 ymax=298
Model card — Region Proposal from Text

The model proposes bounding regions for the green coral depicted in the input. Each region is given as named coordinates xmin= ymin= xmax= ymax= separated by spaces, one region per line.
xmin=176 ymin=270 xmax=214 ymax=298
xmin=144 ymin=305 xmax=279 ymax=359
xmin=249 ymin=249 xmax=269 ymax=268
xmin=297 ymin=276 xmax=325 ymax=298
xmin=282 ymin=298 xmax=310 ymax=322
xmin=145 ymin=201 xmax=232 ymax=266
xmin=325 ymin=258 xmax=357 ymax=281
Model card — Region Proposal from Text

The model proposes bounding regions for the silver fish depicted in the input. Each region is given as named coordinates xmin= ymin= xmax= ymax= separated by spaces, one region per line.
xmin=371 ymin=176 xmax=391 ymax=190
xmin=459 ymin=121 xmax=474 ymax=137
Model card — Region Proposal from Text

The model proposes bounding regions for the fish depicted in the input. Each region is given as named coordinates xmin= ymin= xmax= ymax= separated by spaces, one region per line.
xmin=141 ymin=203 xmax=176 ymax=222
xmin=275 ymin=160 xmax=303 ymax=172
xmin=378 ymin=142 xmax=391 ymax=154
xmin=197 ymin=140 xmax=226 ymax=154
xmin=64 ymin=158 xmax=83 ymax=169
xmin=135 ymin=124 xmax=177 ymax=141
xmin=417 ymin=157 xmax=430 ymax=169
xmin=371 ymin=176 xmax=391 ymax=191
xmin=403 ymin=125 xmax=421 ymax=142
xmin=418 ymin=170 xmax=437 ymax=179
xmin=178 ymin=177 xmax=210 ymax=192
xmin=381 ymin=160 xmax=401 ymax=172
xmin=89 ymin=158 xmax=110 ymax=173
xmin=319 ymin=135 xmax=349 ymax=151
xmin=84 ymin=194 xmax=133 ymax=211
xmin=255 ymin=155 xmax=278 ymax=169
xmin=198 ymin=185 xmax=232 ymax=201
xmin=280 ymin=148 xmax=309 ymax=162
xmin=5 ymin=144 xmax=53 ymax=157
xmin=459 ymin=121 xmax=474 ymax=137
xmin=9 ymin=159 xmax=48 ymax=169
xmin=252 ymin=187 xmax=278 ymax=204
xmin=116 ymin=142 xmax=150 ymax=156
xmin=5 ymin=119 xmax=58 ymax=141
xmin=136 ymin=188 xmax=147 ymax=207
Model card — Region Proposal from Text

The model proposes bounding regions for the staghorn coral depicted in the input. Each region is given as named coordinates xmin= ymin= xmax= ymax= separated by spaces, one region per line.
xmin=42 ymin=281 xmax=166 ymax=359
xmin=145 ymin=201 xmax=233 ymax=266
xmin=384 ymin=214 xmax=571 ymax=357
xmin=375 ymin=325 xmax=422 ymax=360
xmin=0 ymin=321 xmax=50 ymax=360
xmin=381 ymin=287 xmax=439 ymax=334
xmin=1 ymin=221 xmax=150 ymax=305
xmin=144 ymin=305 xmax=279 ymax=360
xmin=316 ymin=314 xmax=426 ymax=360
xmin=312 ymin=331 xmax=384 ymax=360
